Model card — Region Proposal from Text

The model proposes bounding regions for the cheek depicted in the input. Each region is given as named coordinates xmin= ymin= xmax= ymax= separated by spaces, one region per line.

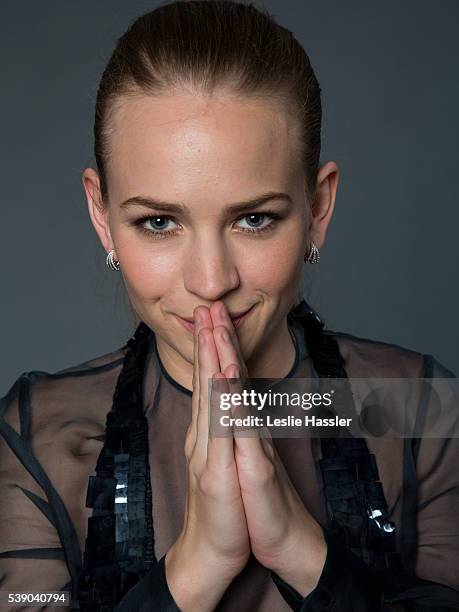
xmin=245 ymin=233 xmax=303 ymax=292
xmin=117 ymin=238 xmax=179 ymax=303
xmin=113 ymin=220 xmax=304 ymax=301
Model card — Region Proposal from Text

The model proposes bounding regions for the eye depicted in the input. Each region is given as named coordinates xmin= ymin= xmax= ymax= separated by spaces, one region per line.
xmin=142 ymin=216 xmax=178 ymax=232
xmin=133 ymin=215 xmax=180 ymax=239
xmin=131 ymin=211 xmax=282 ymax=239
xmin=235 ymin=213 xmax=278 ymax=233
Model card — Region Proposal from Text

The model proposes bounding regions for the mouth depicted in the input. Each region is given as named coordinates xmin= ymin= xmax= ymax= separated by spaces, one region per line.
xmin=175 ymin=304 xmax=255 ymax=333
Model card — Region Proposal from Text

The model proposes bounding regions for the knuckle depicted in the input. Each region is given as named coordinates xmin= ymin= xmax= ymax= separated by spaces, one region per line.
xmin=199 ymin=468 xmax=217 ymax=495
xmin=215 ymin=325 xmax=227 ymax=338
xmin=184 ymin=434 xmax=194 ymax=461
xmin=188 ymin=454 xmax=201 ymax=477
xmin=199 ymin=389 xmax=209 ymax=407
xmin=184 ymin=444 xmax=193 ymax=462
xmin=258 ymin=459 xmax=276 ymax=485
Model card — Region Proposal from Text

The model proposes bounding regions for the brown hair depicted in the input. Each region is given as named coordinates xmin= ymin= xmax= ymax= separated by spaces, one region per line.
xmin=94 ymin=0 xmax=322 ymax=206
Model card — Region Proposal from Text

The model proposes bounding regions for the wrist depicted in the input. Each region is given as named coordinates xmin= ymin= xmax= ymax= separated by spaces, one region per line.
xmin=268 ymin=526 xmax=327 ymax=598
xmin=165 ymin=536 xmax=242 ymax=611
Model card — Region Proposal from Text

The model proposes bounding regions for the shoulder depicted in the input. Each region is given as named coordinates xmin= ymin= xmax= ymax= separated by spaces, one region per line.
xmin=324 ymin=327 xmax=456 ymax=378
xmin=0 ymin=340 xmax=130 ymax=438
xmin=0 ymin=341 xmax=132 ymax=503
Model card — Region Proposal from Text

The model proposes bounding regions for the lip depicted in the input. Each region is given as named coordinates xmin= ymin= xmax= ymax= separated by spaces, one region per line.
xmin=175 ymin=305 xmax=255 ymax=333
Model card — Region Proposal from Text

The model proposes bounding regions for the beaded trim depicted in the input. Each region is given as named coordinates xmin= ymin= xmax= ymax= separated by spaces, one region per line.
xmin=289 ymin=301 xmax=401 ymax=570
xmin=77 ymin=322 xmax=155 ymax=610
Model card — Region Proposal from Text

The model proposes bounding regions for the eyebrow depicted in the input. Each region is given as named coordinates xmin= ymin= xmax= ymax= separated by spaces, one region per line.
xmin=119 ymin=191 xmax=292 ymax=216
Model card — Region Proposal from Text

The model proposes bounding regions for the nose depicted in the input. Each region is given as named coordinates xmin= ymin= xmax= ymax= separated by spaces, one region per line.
xmin=183 ymin=234 xmax=240 ymax=301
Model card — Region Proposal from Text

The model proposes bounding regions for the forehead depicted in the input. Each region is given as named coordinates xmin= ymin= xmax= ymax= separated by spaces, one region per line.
xmin=105 ymin=90 xmax=301 ymax=205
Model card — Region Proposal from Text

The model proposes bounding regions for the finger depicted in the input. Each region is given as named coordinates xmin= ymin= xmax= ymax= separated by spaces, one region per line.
xmin=195 ymin=325 xmax=221 ymax=458
xmin=207 ymin=372 xmax=236 ymax=469
xmin=224 ymin=363 xmax=269 ymax=463
xmin=209 ymin=301 xmax=250 ymax=431
xmin=189 ymin=306 xmax=214 ymax=449
xmin=210 ymin=301 xmax=248 ymax=377
xmin=212 ymin=324 xmax=241 ymax=376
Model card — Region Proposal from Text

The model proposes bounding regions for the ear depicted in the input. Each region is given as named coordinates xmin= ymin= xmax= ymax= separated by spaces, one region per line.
xmin=308 ymin=161 xmax=339 ymax=250
xmin=82 ymin=167 xmax=114 ymax=254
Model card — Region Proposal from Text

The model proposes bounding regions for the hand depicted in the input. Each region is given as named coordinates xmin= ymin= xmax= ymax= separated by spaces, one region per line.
xmin=165 ymin=304 xmax=250 ymax=611
xmin=209 ymin=300 xmax=327 ymax=598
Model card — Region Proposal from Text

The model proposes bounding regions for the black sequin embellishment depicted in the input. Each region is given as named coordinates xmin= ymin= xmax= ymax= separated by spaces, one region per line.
xmin=77 ymin=322 xmax=155 ymax=610
xmin=289 ymin=301 xmax=402 ymax=571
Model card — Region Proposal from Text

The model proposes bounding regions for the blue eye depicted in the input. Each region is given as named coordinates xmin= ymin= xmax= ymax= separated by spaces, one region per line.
xmin=236 ymin=213 xmax=273 ymax=232
xmin=132 ymin=211 xmax=281 ymax=240
xmin=142 ymin=216 xmax=178 ymax=232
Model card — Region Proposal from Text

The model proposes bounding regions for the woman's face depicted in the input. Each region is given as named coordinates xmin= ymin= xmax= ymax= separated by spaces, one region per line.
xmin=84 ymin=89 xmax=337 ymax=371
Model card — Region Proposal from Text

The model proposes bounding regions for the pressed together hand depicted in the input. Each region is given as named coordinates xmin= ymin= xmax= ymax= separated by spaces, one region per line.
xmin=165 ymin=301 xmax=327 ymax=611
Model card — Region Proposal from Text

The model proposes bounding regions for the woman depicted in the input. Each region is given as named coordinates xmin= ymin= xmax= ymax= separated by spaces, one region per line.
xmin=1 ymin=1 xmax=458 ymax=611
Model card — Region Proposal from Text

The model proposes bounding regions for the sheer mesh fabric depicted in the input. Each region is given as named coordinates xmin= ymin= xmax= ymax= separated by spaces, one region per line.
xmin=1 ymin=315 xmax=458 ymax=611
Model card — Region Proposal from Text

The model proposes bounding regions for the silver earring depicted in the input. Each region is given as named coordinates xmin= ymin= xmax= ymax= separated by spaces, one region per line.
xmin=304 ymin=241 xmax=320 ymax=264
xmin=106 ymin=249 xmax=120 ymax=271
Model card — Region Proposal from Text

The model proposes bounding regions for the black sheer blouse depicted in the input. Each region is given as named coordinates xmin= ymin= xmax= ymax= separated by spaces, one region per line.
xmin=1 ymin=300 xmax=458 ymax=611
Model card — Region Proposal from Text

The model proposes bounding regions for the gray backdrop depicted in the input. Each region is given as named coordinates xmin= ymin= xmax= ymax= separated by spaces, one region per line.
xmin=1 ymin=0 xmax=458 ymax=394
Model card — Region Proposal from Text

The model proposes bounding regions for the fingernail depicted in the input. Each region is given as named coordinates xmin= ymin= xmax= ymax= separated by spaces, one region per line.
xmin=199 ymin=333 xmax=205 ymax=346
